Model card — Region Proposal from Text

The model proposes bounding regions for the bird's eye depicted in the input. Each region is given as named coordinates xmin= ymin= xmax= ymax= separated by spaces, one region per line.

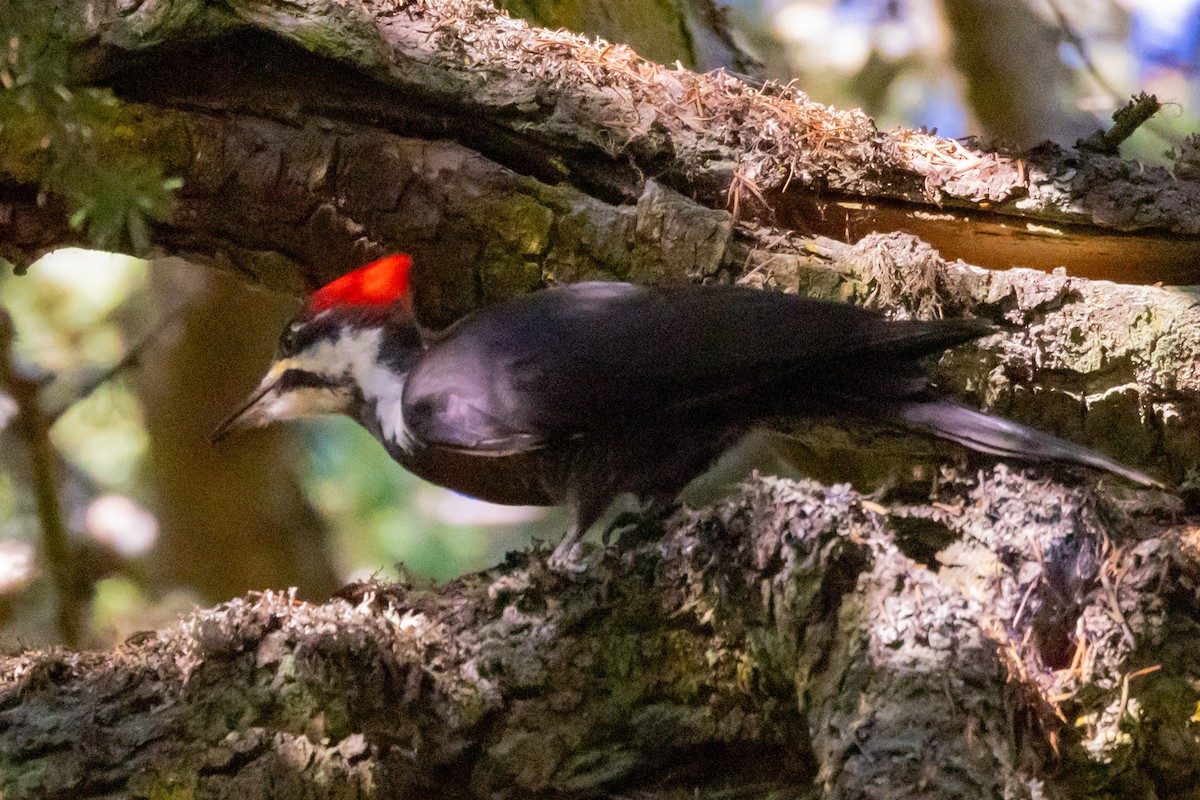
xmin=278 ymin=325 xmax=300 ymax=355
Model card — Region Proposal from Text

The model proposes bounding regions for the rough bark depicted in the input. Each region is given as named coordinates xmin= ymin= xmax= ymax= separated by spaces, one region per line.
xmin=0 ymin=0 xmax=1196 ymax=483
xmin=4 ymin=0 xmax=1200 ymax=796
xmin=0 ymin=470 xmax=1194 ymax=799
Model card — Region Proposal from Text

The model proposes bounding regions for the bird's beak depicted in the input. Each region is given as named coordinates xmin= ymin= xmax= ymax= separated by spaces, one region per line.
xmin=210 ymin=372 xmax=280 ymax=444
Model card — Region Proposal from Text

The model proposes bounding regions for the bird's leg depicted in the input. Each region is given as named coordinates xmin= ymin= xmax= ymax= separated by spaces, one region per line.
xmin=548 ymin=522 xmax=588 ymax=574
xmin=547 ymin=488 xmax=614 ymax=574
xmin=600 ymin=511 xmax=644 ymax=546
xmin=604 ymin=497 xmax=681 ymax=548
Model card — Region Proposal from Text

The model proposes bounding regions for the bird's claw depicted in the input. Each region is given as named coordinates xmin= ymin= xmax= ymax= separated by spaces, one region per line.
xmin=547 ymin=538 xmax=589 ymax=575
xmin=602 ymin=502 xmax=680 ymax=549
xmin=601 ymin=511 xmax=645 ymax=546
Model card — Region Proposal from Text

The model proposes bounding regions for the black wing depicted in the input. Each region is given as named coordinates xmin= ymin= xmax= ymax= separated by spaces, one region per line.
xmin=402 ymin=282 xmax=988 ymax=453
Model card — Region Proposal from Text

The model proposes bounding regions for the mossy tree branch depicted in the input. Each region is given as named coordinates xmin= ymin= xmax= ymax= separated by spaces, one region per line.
xmin=3 ymin=1 xmax=1200 ymax=797
xmin=0 ymin=0 xmax=1195 ymax=483
xmin=0 ymin=470 xmax=1195 ymax=798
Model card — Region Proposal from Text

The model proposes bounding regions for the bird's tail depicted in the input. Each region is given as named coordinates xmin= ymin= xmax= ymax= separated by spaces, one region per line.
xmin=898 ymin=399 xmax=1162 ymax=489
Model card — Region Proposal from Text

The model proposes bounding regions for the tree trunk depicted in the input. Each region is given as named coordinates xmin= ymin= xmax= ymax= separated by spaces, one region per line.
xmin=136 ymin=263 xmax=339 ymax=602
xmin=3 ymin=0 xmax=1200 ymax=796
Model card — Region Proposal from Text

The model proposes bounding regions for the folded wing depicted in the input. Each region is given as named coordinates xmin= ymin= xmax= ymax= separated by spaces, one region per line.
xmin=402 ymin=282 xmax=989 ymax=454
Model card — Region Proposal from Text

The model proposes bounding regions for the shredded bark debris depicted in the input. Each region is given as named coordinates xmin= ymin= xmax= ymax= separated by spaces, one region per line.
xmin=1 ymin=469 xmax=1194 ymax=798
xmin=3 ymin=0 xmax=1200 ymax=796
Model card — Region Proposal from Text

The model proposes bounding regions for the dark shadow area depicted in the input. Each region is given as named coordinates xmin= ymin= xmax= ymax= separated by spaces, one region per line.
xmin=890 ymin=515 xmax=959 ymax=568
xmin=102 ymin=30 xmax=648 ymax=206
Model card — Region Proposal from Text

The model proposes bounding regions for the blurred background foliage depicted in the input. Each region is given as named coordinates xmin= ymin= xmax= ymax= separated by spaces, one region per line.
xmin=3 ymin=0 xmax=1200 ymax=648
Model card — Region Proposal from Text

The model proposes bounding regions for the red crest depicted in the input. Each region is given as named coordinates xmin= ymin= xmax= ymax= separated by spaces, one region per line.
xmin=309 ymin=254 xmax=412 ymax=313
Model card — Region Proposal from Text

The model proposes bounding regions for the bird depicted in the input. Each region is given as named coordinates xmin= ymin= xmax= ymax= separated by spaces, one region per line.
xmin=212 ymin=254 xmax=1160 ymax=567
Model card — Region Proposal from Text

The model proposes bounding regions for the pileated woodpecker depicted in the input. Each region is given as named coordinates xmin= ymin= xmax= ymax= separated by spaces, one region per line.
xmin=213 ymin=254 xmax=1159 ymax=564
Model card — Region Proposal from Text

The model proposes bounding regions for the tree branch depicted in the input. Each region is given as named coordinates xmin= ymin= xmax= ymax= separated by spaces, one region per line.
xmin=3 ymin=1 xmax=1200 ymax=796
xmin=0 ymin=311 xmax=83 ymax=646
xmin=3 ymin=0 xmax=1195 ymax=483
xmin=0 ymin=469 xmax=1191 ymax=797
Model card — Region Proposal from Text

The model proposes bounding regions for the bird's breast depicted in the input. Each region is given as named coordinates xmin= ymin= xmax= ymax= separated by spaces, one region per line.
xmin=394 ymin=443 xmax=563 ymax=508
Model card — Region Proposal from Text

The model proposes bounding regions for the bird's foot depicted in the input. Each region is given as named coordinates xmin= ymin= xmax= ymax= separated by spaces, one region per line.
xmin=600 ymin=511 xmax=645 ymax=546
xmin=602 ymin=501 xmax=681 ymax=549
xmin=547 ymin=535 xmax=589 ymax=575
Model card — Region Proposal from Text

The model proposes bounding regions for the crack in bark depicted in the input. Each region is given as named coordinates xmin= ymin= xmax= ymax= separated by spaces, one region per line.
xmin=3 ymin=471 xmax=1188 ymax=798
xmin=5 ymin=1 xmax=1200 ymax=796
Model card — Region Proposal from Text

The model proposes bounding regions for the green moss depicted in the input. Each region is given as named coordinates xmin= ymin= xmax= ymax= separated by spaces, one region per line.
xmin=592 ymin=628 xmax=720 ymax=713
xmin=287 ymin=18 xmax=388 ymax=68
xmin=595 ymin=633 xmax=648 ymax=707
xmin=106 ymin=105 xmax=196 ymax=175
xmin=0 ymin=114 xmax=53 ymax=184
xmin=796 ymin=264 xmax=852 ymax=302
xmin=148 ymin=776 xmax=199 ymax=800
xmin=0 ymin=18 xmax=191 ymax=252
xmin=435 ymin=188 xmax=556 ymax=304
xmin=486 ymin=192 xmax=557 ymax=257
xmin=488 ymin=729 xmax=567 ymax=789
xmin=220 ymin=0 xmax=389 ymax=67
xmin=452 ymin=682 xmax=494 ymax=728
xmin=479 ymin=246 xmax=543 ymax=304
xmin=80 ymin=0 xmax=236 ymax=52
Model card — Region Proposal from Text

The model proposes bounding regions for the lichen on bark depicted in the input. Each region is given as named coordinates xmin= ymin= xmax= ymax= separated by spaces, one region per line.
xmin=1 ymin=469 xmax=1193 ymax=798
xmin=4 ymin=0 xmax=1200 ymax=796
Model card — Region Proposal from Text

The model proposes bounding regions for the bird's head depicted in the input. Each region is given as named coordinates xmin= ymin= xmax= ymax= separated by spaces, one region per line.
xmin=212 ymin=253 xmax=422 ymax=442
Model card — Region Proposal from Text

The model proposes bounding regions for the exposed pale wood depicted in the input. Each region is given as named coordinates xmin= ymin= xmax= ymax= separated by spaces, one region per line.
xmin=2 ymin=1 xmax=1200 ymax=797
